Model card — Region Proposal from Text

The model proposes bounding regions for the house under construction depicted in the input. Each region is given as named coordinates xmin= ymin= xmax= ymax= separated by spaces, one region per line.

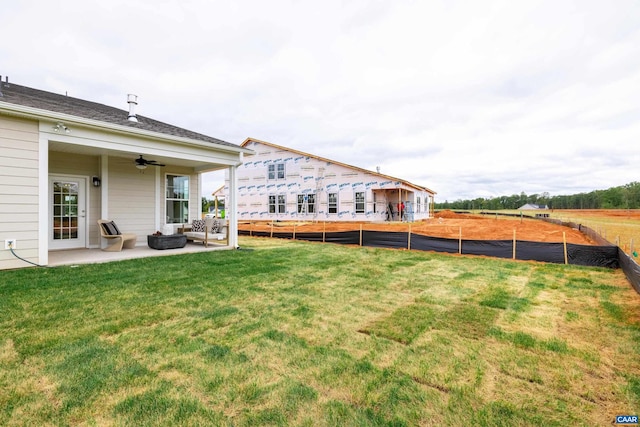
xmin=224 ymin=138 xmax=436 ymax=222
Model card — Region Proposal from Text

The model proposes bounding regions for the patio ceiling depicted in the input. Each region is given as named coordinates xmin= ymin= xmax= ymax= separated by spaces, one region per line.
xmin=49 ymin=140 xmax=230 ymax=172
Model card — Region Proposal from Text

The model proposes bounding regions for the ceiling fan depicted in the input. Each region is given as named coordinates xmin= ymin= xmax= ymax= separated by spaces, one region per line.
xmin=135 ymin=155 xmax=165 ymax=169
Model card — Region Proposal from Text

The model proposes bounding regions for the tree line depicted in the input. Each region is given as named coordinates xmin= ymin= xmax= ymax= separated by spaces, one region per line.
xmin=435 ymin=181 xmax=640 ymax=211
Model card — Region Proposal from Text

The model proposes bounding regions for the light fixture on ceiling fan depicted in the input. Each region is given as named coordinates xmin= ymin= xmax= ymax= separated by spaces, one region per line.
xmin=135 ymin=155 xmax=165 ymax=170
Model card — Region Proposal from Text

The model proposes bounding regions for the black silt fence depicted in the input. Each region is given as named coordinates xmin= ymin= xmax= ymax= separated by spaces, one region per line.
xmin=482 ymin=213 xmax=638 ymax=291
xmin=240 ymin=228 xmax=618 ymax=269
xmin=240 ymin=229 xmax=361 ymax=245
xmin=241 ymin=213 xmax=640 ymax=293
xmin=539 ymin=218 xmax=638 ymax=292
xmin=406 ymin=235 xmax=459 ymax=254
xmin=363 ymin=231 xmax=408 ymax=250
xmin=619 ymin=248 xmax=640 ymax=294
xmin=462 ymin=239 xmax=515 ymax=259
xmin=567 ymin=243 xmax=619 ymax=268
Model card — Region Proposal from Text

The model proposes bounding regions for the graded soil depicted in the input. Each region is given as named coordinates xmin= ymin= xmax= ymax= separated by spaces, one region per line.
xmin=239 ymin=211 xmax=596 ymax=245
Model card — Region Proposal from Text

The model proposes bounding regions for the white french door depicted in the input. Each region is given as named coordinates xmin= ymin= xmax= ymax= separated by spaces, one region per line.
xmin=49 ymin=176 xmax=87 ymax=250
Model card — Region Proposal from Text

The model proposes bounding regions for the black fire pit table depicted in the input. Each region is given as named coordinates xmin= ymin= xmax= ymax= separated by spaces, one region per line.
xmin=147 ymin=234 xmax=188 ymax=250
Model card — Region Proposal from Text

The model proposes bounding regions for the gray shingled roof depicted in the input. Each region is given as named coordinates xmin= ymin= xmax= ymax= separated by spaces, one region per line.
xmin=0 ymin=80 xmax=239 ymax=148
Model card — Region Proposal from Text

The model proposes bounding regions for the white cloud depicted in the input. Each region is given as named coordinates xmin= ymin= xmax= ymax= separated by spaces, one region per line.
xmin=3 ymin=0 xmax=640 ymax=201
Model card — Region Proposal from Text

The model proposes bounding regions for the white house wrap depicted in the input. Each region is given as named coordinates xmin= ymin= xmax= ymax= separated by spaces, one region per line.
xmin=225 ymin=138 xmax=436 ymax=222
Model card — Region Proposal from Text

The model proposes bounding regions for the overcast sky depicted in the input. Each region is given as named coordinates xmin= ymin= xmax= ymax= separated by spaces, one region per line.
xmin=3 ymin=0 xmax=639 ymax=201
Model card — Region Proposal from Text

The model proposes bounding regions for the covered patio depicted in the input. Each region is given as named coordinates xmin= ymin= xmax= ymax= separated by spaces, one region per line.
xmin=47 ymin=241 xmax=232 ymax=267
xmin=0 ymin=80 xmax=254 ymax=270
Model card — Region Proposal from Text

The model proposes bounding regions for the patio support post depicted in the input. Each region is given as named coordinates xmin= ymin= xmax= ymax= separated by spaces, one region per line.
xmin=39 ymin=134 xmax=49 ymax=265
xmin=228 ymin=163 xmax=239 ymax=248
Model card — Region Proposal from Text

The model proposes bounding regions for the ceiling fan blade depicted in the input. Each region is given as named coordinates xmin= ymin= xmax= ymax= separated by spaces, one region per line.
xmin=146 ymin=160 xmax=165 ymax=166
xmin=135 ymin=155 xmax=165 ymax=167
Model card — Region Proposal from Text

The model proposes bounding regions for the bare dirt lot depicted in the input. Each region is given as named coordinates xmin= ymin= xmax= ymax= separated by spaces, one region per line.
xmin=239 ymin=210 xmax=597 ymax=245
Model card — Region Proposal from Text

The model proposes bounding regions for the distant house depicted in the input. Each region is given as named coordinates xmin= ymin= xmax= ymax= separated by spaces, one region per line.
xmin=222 ymin=138 xmax=436 ymax=222
xmin=519 ymin=203 xmax=549 ymax=210
xmin=0 ymin=78 xmax=253 ymax=270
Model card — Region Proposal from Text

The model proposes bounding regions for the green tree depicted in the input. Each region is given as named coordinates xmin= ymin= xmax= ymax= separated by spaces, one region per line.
xmin=202 ymin=197 xmax=212 ymax=213
xmin=435 ymin=181 xmax=639 ymax=210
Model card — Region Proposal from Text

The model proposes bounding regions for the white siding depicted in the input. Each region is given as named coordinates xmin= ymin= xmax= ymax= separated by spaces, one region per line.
xmin=0 ymin=116 xmax=39 ymax=269
xmin=108 ymin=158 xmax=156 ymax=244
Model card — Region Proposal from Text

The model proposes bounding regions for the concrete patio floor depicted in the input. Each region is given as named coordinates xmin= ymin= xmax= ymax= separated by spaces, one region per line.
xmin=48 ymin=242 xmax=232 ymax=267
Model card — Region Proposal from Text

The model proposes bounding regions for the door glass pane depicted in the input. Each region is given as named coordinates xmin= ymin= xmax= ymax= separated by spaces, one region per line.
xmin=52 ymin=181 xmax=79 ymax=240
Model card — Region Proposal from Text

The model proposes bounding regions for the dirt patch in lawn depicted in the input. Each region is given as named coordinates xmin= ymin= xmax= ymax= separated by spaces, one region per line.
xmin=239 ymin=211 xmax=596 ymax=245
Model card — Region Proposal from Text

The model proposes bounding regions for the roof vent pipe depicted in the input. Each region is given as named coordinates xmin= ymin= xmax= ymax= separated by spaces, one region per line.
xmin=127 ymin=94 xmax=138 ymax=122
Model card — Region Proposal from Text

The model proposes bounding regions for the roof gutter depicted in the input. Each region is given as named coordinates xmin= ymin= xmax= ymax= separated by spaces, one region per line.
xmin=0 ymin=101 xmax=254 ymax=156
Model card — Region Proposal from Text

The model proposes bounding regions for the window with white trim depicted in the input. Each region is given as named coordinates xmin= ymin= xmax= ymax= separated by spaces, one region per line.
xmin=166 ymin=174 xmax=189 ymax=223
xmin=268 ymin=163 xmax=286 ymax=180
xmin=297 ymin=193 xmax=316 ymax=214
xmin=355 ymin=191 xmax=365 ymax=213
xmin=416 ymin=197 xmax=421 ymax=213
xmin=268 ymin=194 xmax=286 ymax=214
xmin=328 ymin=192 xmax=338 ymax=214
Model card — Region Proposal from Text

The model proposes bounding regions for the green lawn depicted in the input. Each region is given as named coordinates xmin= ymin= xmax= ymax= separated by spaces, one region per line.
xmin=1 ymin=237 xmax=639 ymax=426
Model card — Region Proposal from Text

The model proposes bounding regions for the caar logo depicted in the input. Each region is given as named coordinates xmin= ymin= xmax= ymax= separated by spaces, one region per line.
xmin=616 ymin=415 xmax=639 ymax=424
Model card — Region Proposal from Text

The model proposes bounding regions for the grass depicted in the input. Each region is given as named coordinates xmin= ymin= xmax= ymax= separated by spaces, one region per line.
xmin=1 ymin=236 xmax=639 ymax=426
xmin=475 ymin=209 xmax=640 ymax=255
xmin=551 ymin=210 xmax=640 ymax=254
